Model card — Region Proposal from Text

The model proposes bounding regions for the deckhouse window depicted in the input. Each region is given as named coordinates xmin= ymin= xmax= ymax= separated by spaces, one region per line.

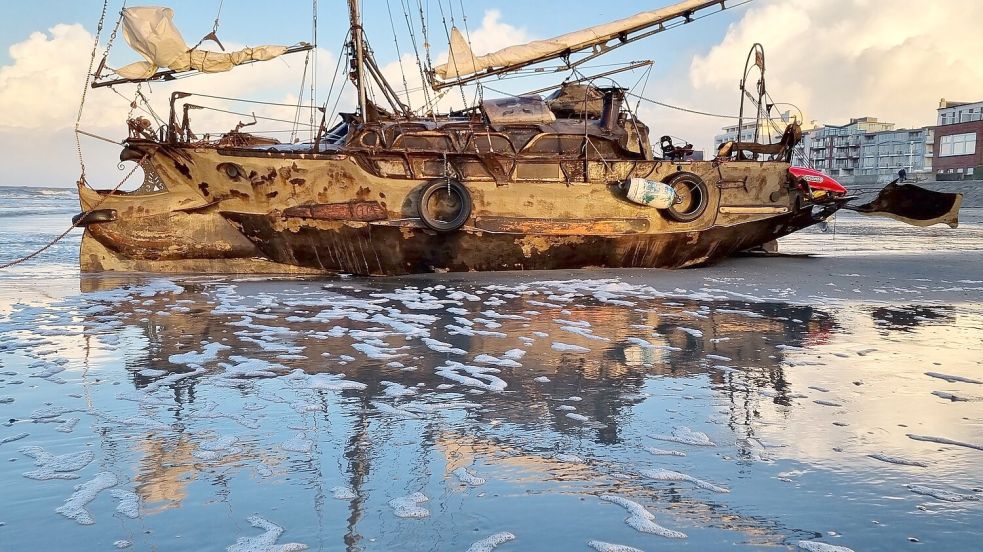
xmin=523 ymin=134 xmax=585 ymax=155
xmin=392 ymin=133 xmax=454 ymax=152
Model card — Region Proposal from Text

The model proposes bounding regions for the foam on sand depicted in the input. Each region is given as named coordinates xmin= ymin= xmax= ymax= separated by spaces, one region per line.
xmin=194 ymin=436 xmax=243 ymax=462
xmin=867 ymin=453 xmax=927 ymax=467
xmin=650 ymin=426 xmax=716 ymax=447
xmin=330 ymin=486 xmax=356 ymax=500
xmin=56 ymin=471 xmax=119 ymax=525
xmin=280 ymin=433 xmax=314 ymax=454
xmin=587 ymin=541 xmax=643 ymax=552
xmin=466 ymin=532 xmax=515 ymax=552
xmin=598 ymin=495 xmax=686 ymax=539
xmin=797 ymin=541 xmax=855 ymax=552
xmin=227 ymin=515 xmax=308 ymax=552
xmin=645 ymin=446 xmax=686 ymax=457
xmin=389 ymin=492 xmax=430 ymax=518
xmin=435 ymin=361 xmax=507 ymax=392
xmin=20 ymin=446 xmax=95 ymax=480
xmin=110 ymin=489 xmax=140 ymax=518
xmin=551 ymin=342 xmax=590 ymax=353
xmin=640 ymin=468 xmax=729 ymax=493
xmin=907 ymin=433 xmax=983 ymax=452
xmin=0 ymin=432 xmax=29 ymax=445
xmin=168 ymin=342 xmax=230 ymax=366
xmin=907 ymin=484 xmax=980 ymax=502
xmin=453 ymin=466 xmax=487 ymax=486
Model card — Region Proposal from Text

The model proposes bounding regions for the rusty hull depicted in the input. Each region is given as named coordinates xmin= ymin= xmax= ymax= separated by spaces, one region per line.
xmin=79 ymin=140 xmax=814 ymax=275
xmin=221 ymin=208 xmax=817 ymax=275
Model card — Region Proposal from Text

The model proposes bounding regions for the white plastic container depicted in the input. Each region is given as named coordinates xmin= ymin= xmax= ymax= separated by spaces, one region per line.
xmin=624 ymin=178 xmax=676 ymax=208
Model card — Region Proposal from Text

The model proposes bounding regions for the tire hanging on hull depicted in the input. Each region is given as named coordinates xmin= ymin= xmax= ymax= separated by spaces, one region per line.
xmin=661 ymin=172 xmax=709 ymax=223
xmin=418 ymin=179 xmax=472 ymax=232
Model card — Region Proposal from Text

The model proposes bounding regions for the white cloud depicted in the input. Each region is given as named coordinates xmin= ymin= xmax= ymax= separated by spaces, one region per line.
xmin=644 ymin=0 xmax=983 ymax=152
xmin=0 ymin=23 xmax=338 ymax=186
xmin=0 ymin=12 xmax=526 ymax=186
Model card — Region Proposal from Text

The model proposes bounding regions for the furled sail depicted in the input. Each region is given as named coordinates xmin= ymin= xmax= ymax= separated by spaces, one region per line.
xmin=434 ymin=0 xmax=722 ymax=81
xmin=113 ymin=7 xmax=288 ymax=80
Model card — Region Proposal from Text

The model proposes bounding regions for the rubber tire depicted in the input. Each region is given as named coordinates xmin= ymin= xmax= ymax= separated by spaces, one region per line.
xmin=418 ymin=179 xmax=472 ymax=232
xmin=662 ymin=172 xmax=709 ymax=223
xmin=72 ymin=209 xmax=117 ymax=227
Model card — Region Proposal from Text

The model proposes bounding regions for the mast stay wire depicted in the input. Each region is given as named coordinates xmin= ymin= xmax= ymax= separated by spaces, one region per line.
xmin=386 ymin=0 xmax=413 ymax=112
xmin=401 ymin=0 xmax=434 ymax=117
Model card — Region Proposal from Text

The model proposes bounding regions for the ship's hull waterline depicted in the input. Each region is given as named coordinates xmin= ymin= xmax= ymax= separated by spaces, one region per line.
xmin=78 ymin=141 xmax=825 ymax=275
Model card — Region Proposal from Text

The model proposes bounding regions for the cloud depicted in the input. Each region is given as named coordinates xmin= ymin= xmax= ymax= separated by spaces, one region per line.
xmin=0 ymin=23 xmax=340 ymax=186
xmin=643 ymin=0 xmax=983 ymax=152
xmin=0 ymin=12 xmax=525 ymax=186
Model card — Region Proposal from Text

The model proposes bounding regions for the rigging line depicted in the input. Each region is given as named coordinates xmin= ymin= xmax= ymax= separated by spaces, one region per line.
xmin=184 ymin=92 xmax=326 ymax=111
xmin=314 ymin=32 xmax=350 ymax=151
xmin=633 ymin=63 xmax=653 ymax=117
xmin=626 ymin=93 xmax=740 ymax=119
xmin=75 ymin=0 xmax=110 ymax=183
xmin=401 ymin=0 xmax=434 ymax=115
xmin=291 ymin=49 xmax=312 ymax=142
xmin=435 ymin=0 xmax=469 ymax=112
xmin=457 ymin=0 xmax=489 ymax=151
xmin=194 ymin=105 xmax=318 ymax=127
xmin=386 ymin=0 xmax=413 ymax=111
xmin=106 ymin=85 xmax=160 ymax=125
xmin=93 ymin=0 xmax=125 ymax=81
xmin=190 ymin=0 xmax=224 ymax=50
xmin=417 ymin=0 xmax=439 ymax=117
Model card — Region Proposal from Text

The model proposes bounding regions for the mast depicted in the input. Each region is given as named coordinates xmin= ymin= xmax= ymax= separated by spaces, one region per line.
xmin=348 ymin=0 xmax=368 ymax=118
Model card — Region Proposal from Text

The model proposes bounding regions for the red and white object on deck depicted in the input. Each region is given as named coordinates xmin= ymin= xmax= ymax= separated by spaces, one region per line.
xmin=788 ymin=166 xmax=847 ymax=199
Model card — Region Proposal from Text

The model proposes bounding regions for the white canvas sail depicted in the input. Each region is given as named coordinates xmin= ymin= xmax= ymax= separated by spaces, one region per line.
xmin=114 ymin=7 xmax=288 ymax=80
xmin=435 ymin=0 xmax=719 ymax=80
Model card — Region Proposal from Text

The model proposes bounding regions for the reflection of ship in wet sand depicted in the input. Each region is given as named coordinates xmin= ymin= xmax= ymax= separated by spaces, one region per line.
xmin=76 ymin=276 xmax=844 ymax=545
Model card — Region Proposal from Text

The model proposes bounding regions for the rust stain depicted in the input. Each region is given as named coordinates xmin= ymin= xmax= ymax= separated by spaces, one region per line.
xmin=475 ymin=216 xmax=649 ymax=236
xmin=283 ymin=201 xmax=387 ymax=222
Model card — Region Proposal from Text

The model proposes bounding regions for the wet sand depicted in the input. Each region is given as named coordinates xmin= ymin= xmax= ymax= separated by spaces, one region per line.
xmin=0 ymin=209 xmax=982 ymax=551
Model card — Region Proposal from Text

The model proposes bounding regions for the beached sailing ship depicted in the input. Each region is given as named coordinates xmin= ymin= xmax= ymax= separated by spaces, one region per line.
xmin=73 ymin=0 xmax=963 ymax=275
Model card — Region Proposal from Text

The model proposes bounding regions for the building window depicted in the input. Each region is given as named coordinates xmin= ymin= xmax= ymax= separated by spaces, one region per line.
xmin=969 ymin=167 xmax=975 ymax=176
xmin=939 ymin=133 xmax=977 ymax=157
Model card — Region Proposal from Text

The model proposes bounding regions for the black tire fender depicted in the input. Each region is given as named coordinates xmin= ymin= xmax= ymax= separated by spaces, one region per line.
xmin=72 ymin=209 xmax=117 ymax=227
xmin=418 ymin=179 xmax=472 ymax=232
xmin=661 ymin=172 xmax=709 ymax=223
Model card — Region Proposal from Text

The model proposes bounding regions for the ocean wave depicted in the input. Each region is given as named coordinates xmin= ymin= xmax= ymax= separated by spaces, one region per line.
xmin=0 ymin=208 xmax=78 ymax=219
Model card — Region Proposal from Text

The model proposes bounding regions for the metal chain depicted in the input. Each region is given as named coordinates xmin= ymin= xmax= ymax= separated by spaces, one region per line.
xmin=0 ymin=156 xmax=149 ymax=270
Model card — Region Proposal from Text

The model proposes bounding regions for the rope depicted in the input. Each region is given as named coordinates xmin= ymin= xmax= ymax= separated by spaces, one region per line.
xmin=386 ymin=0 xmax=412 ymax=111
xmin=627 ymin=92 xmax=739 ymax=119
xmin=0 ymin=156 xmax=148 ymax=270
xmin=75 ymin=0 xmax=110 ymax=183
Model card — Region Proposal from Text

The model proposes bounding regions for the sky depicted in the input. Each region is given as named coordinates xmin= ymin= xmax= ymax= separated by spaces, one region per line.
xmin=1 ymin=0 xmax=982 ymax=187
